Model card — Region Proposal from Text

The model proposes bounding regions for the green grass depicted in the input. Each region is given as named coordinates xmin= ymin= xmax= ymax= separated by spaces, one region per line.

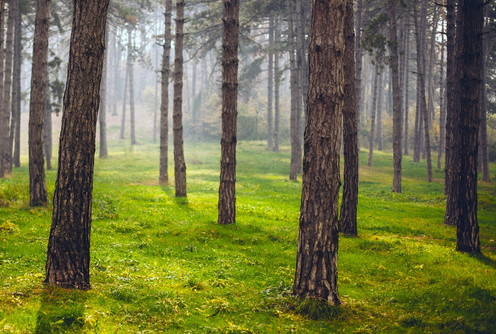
xmin=1 ymin=140 xmax=495 ymax=333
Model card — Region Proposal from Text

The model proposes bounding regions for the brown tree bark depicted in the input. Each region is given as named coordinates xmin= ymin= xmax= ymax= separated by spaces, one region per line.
xmin=403 ymin=15 xmax=410 ymax=156
xmin=355 ymin=0 xmax=363 ymax=128
xmin=453 ymin=0 xmax=482 ymax=253
xmin=218 ymin=0 xmax=240 ymax=225
xmin=0 ymin=1 xmax=6 ymax=178
xmin=28 ymin=0 xmax=50 ymax=206
xmin=438 ymin=10 xmax=446 ymax=170
xmin=340 ymin=0 xmax=359 ymax=236
xmin=159 ymin=0 xmax=172 ymax=185
xmin=2 ymin=1 xmax=14 ymax=175
xmin=414 ymin=3 xmax=433 ymax=182
xmin=45 ymin=0 xmax=109 ymax=289
xmin=388 ymin=0 xmax=403 ymax=193
xmin=11 ymin=0 xmax=21 ymax=168
xmin=273 ymin=17 xmax=281 ymax=152
xmin=173 ymin=0 xmax=187 ymax=197
xmin=293 ymin=0 xmax=344 ymax=305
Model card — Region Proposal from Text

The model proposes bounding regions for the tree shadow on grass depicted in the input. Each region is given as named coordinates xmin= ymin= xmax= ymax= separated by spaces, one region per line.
xmin=471 ymin=253 xmax=496 ymax=270
xmin=35 ymin=286 xmax=88 ymax=334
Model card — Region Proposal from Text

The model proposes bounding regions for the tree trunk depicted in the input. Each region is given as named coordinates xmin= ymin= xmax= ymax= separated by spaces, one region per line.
xmin=267 ymin=16 xmax=274 ymax=151
xmin=12 ymin=0 xmax=21 ymax=168
xmin=218 ymin=0 xmax=240 ymax=225
xmin=273 ymin=17 xmax=280 ymax=152
xmin=340 ymin=0 xmax=359 ymax=236
xmin=414 ymin=3 xmax=433 ymax=182
xmin=2 ymin=2 xmax=14 ymax=175
xmin=376 ymin=71 xmax=384 ymax=151
xmin=293 ymin=0 xmax=344 ymax=305
xmin=0 ymin=1 xmax=6 ymax=178
xmin=426 ymin=5 xmax=439 ymax=127
xmin=454 ymin=0 xmax=482 ymax=253
xmin=128 ymin=27 xmax=136 ymax=146
xmin=388 ymin=0 xmax=403 ymax=193
xmin=368 ymin=68 xmax=379 ymax=167
xmin=288 ymin=0 xmax=301 ymax=181
xmin=173 ymin=0 xmax=187 ymax=197
xmin=403 ymin=15 xmax=410 ymax=156
xmin=120 ymin=56 xmax=128 ymax=140
xmin=438 ymin=11 xmax=446 ymax=170
xmin=43 ymin=79 xmax=52 ymax=170
xmin=28 ymin=0 xmax=50 ymax=206
xmin=159 ymin=0 xmax=172 ymax=185
xmin=355 ymin=0 xmax=363 ymax=131
xmin=45 ymin=0 xmax=109 ymax=289
xmin=479 ymin=11 xmax=490 ymax=182
xmin=99 ymin=26 xmax=109 ymax=158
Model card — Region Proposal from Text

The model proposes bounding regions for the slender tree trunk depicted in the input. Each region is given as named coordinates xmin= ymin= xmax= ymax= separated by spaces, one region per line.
xmin=376 ymin=71 xmax=384 ymax=151
xmin=99 ymin=26 xmax=109 ymax=158
xmin=266 ymin=16 xmax=274 ymax=150
xmin=2 ymin=2 xmax=14 ymax=175
xmin=454 ymin=0 xmax=482 ymax=253
xmin=340 ymin=0 xmax=359 ymax=236
xmin=288 ymin=0 xmax=300 ymax=181
xmin=368 ymin=68 xmax=379 ymax=167
xmin=414 ymin=3 xmax=433 ymax=182
xmin=173 ymin=0 xmax=187 ymax=197
xmin=112 ymin=32 xmax=119 ymax=117
xmin=413 ymin=79 xmax=421 ymax=162
xmin=479 ymin=12 xmax=490 ymax=182
xmin=444 ymin=0 xmax=458 ymax=223
xmin=355 ymin=0 xmax=363 ymax=131
xmin=128 ymin=27 xmax=136 ymax=146
xmin=159 ymin=0 xmax=172 ymax=185
xmin=28 ymin=0 xmax=50 ymax=206
xmin=120 ymin=58 xmax=129 ymax=140
xmin=438 ymin=11 xmax=446 ymax=170
xmin=426 ymin=5 xmax=439 ymax=127
xmin=293 ymin=0 xmax=344 ymax=305
xmin=0 ymin=2 xmax=6 ymax=178
xmin=404 ymin=16 xmax=410 ymax=156
xmin=273 ymin=17 xmax=280 ymax=152
xmin=12 ymin=0 xmax=21 ymax=168
xmin=45 ymin=0 xmax=109 ymax=289
xmin=43 ymin=79 xmax=52 ymax=170
xmin=388 ymin=0 xmax=403 ymax=193
xmin=217 ymin=0 xmax=240 ymax=225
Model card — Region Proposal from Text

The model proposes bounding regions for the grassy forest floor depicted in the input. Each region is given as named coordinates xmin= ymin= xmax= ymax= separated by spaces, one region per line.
xmin=1 ymin=140 xmax=495 ymax=333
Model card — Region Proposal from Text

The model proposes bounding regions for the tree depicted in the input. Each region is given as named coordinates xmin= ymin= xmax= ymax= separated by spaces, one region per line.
xmin=218 ymin=0 xmax=240 ymax=225
xmin=45 ymin=0 xmax=109 ymax=289
xmin=452 ymin=0 xmax=482 ymax=253
xmin=99 ymin=27 xmax=109 ymax=158
xmin=0 ymin=0 xmax=7 ymax=178
xmin=28 ymin=0 xmax=50 ymax=206
xmin=266 ymin=16 xmax=274 ymax=151
xmin=340 ymin=0 xmax=359 ymax=236
xmin=159 ymin=0 xmax=172 ymax=185
xmin=293 ymin=0 xmax=344 ymax=305
xmin=173 ymin=0 xmax=187 ymax=197
xmin=387 ymin=0 xmax=403 ymax=193
xmin=12 ymin=0 xmax=22 ymax=168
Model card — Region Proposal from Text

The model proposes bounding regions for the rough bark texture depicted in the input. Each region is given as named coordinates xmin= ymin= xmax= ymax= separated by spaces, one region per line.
xmin=173 ymin=0 xmax=187 ymax=197
xmin=293 ymin=0 xmax=344 ymax=305
xmin=388 ymin=0 xmax=403 ymax=193
xmin=340 ymin=0 xmax=359 ymax=236
xmin=2 ymin=2 xmax=14 ymax=175
xmin=218 ymin=0 xmax=239 ymax=225
xmin=454 ymin=0 xmax=481 ymax=253
xmin=159 ymin=0 xmax=172 ymax=185
xmin=28 ymin=0 xmax=50 ymax=206
xmin=267 ymin=16 xmax=274 ymax=151
xmin=99 ymin=27 xmax=109 ymax=158
xmin=12 ymin=0 xmax=21 ymax=168
xmin=414 ymin=3 xmax=433 ymax=183
xmin=444 ymin=0 xmax=458 ymax=223
xmin=45 ymin=0 xmax=109 ymax=289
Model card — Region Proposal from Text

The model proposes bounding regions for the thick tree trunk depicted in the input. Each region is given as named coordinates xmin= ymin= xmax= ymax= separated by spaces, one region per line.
xmin=12 ymin=0 xmax=21 ymax=168
xmin=273 ymin=17 xmax=280 ymax=152
xmin=368 ymin=68 xmax=379 ymax=167
xmin=2 ymin=2 xmax=14 ymax=175
xmin=267 ymin=16 xmax=274 ymax=151
xmin=99 ymin=27 xmax=109 ymax=158
xmin=218 ymin=0 xmax=240 ymax=225
xmin=444 ymin=0 xmax=458 ymax=223
xmin=45 ymin=0 xmax=109 ymax=289
xmin=414 ymin=3 xmax=433 ymax=182
xmin=293 ymin=0 xmax=344 ymax=305
xmin=340 ymin=0 xmax=359 ymax=236
xmin=388 ymin=0 xmax=403 ymax=193
xmin=453 ymin=0 xmax=482 ymax=253
xmin=159 ymin=0 xmax=172 ymax=185
xmin=173 ymin=0 xmax=187 ymax=197
xmin=28 ymin=0 xmax=50 ymax=206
